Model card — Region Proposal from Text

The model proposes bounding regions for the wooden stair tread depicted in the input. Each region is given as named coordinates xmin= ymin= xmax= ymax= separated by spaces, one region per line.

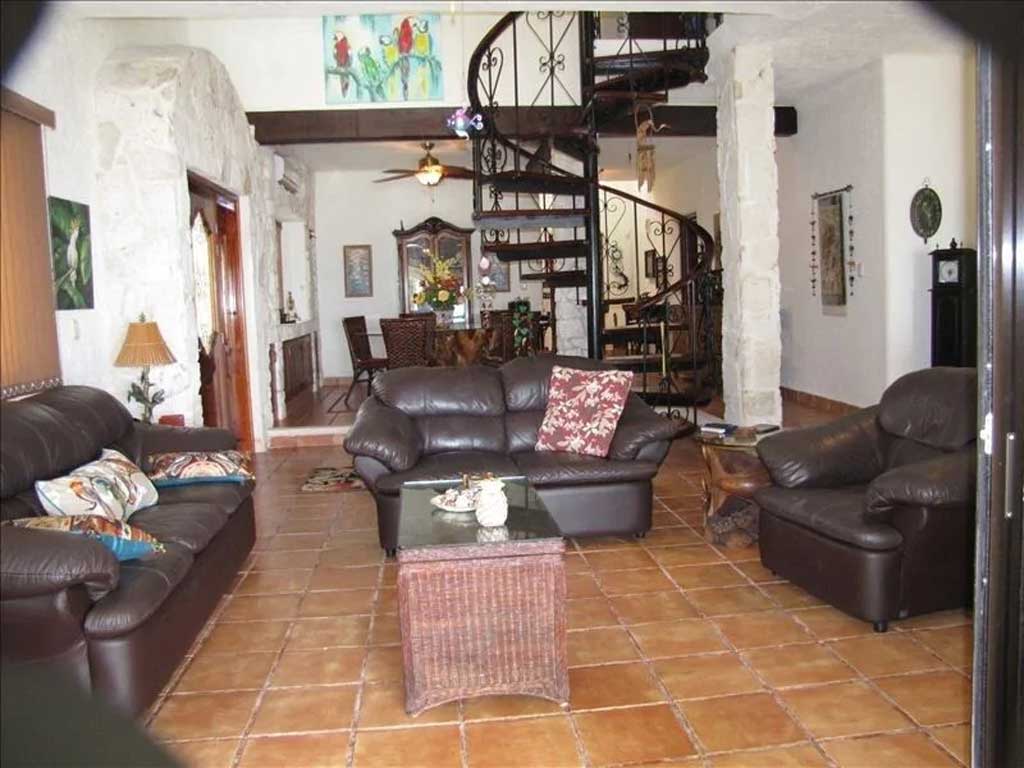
xmin=592 ymin=65 xmax=707 ymax=95
xmin=520 ymin=269 xmax=587 ymax=287
xmin=594 ymin=48 xmax=709 ymax=75
xmin=483 ymin=240 xmax=589 ymax=262
xmin=481 ymin=171 xmax=586 ymax=195
xmin=473 ymin=208 xmax=588 ymax=230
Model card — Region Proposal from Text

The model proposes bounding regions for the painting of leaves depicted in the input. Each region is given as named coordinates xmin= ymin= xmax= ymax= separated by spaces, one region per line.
xmin=323 ymin=14 xmax=443 ymax=104
xmin=48 ymin=196 xmax=94 ymax=310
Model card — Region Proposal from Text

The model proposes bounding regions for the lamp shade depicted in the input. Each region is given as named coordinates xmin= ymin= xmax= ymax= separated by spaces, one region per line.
xmin=114 ymin=321 xmax=176 ymax=367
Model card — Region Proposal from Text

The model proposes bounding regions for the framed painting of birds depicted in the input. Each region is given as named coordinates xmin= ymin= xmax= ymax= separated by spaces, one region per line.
xmin=322 ymin=14 xmax=443 ymax=104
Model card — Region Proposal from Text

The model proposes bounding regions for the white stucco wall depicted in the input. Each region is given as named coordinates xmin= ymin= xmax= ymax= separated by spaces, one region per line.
xmin=776 ymin=50 xmax=976 ymax=407
xmin=314 ymin=169 xmax=545 ymax=379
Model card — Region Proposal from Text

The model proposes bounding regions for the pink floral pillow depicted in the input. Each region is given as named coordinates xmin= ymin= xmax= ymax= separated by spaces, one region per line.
xmin=535 ymin=366 xmax=634 ymax=457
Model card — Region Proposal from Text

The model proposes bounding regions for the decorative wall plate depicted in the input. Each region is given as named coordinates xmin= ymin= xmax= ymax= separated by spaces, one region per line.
xmin=910 ymin=186 xmax=942 ymax=243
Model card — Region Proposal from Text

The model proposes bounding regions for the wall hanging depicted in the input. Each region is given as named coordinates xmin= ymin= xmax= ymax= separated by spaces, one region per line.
xmin=909 ymin=181 xmax=942 ymax=244
xmin=810 ymin=184 xmax=854 ymax=307
xmin=48 ymin=196 xmax=94 ymax=310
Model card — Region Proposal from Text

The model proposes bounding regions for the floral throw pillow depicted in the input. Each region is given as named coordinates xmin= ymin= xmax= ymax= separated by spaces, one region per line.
xmin=535 ymin=366 xmax=634 ymax=457
xmin=35 ymin=449 xmax=159 ymax=522
xmin=4 ymin=515 xmax=164 ymax=561
xmin=147 ymin=450 xmax=254 ymax=487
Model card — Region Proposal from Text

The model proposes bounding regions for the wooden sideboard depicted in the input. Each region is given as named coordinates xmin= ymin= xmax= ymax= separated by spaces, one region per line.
xmin=281 ymin=333 xmax=314 ymax=402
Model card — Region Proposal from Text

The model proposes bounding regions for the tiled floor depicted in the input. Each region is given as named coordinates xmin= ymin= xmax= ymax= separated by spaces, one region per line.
xmin=147 ymin=439 xmax=972 ymax=767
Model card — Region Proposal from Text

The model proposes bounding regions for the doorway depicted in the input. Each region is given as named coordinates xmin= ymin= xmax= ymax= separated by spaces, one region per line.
xmin=188 ymin=172 xmax=253 ymax=452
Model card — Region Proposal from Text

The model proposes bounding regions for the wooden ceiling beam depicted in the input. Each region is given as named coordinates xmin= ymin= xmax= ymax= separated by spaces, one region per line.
xmin=247 ymin=105 xmax=797 ymax=145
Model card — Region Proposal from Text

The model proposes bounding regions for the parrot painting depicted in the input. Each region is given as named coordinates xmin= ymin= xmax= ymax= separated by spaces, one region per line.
xmin=414 ymin=19 xmax=431 ymax=57
xmin=379 ymin=31 xmax=398 ymax=67
xmin=397 ymin=17 xmax=414 ymax=100
xmin=358 ymin=47 xmax=385 ymax=100
xmin=333 ymin=32 xmax=351 ymax=97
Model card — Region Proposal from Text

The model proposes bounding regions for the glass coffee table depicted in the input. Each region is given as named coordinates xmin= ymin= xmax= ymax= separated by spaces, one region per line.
xmin=396 ymin=476 xmax=568 ymax=716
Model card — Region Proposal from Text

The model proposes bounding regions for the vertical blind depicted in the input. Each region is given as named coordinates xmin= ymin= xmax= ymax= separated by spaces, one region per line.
xmin=1 ymin=90 xmax=61 ymax=398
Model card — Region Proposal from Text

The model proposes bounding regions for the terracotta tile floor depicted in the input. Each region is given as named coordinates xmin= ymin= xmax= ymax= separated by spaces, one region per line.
xmin=147 ymin=441 xmax=972 ymax=767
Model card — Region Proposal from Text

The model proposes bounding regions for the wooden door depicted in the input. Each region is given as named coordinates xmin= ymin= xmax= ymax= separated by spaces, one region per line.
xmin=188 ymin=173 xmax=253 ymax=451
xmin=214 ymin=200 xmax=253 ymax=452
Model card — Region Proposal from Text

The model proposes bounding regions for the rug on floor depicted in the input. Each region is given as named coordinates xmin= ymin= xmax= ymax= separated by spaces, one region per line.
xmin=300 ymin=467 xmax=365 ymax=492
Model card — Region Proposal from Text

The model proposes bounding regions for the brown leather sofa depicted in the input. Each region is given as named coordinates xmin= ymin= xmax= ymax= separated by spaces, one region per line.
xmin=344 ymin=355 xmax=685 ymax=553
xmin=754 ymin=367 xmax=977 ymax=631
xmin=0 ymin=386 xmax=255 ymax=716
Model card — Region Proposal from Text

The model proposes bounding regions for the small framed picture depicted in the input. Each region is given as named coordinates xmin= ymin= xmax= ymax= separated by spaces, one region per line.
xmin=490 ymin=259 xmax=511 ymax=293
xmin=343 ymin=244 xmax=373 ymax=298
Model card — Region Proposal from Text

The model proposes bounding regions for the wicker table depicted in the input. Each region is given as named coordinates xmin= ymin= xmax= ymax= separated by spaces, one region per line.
xmin=396 ymin=478 xmax=568 ymax=716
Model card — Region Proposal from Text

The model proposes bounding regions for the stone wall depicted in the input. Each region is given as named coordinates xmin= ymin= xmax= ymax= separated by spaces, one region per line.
xmin=95 ymin=46 xmax=314 ymax=448
xmin=554 ymin=288 xmax=588 ymax=357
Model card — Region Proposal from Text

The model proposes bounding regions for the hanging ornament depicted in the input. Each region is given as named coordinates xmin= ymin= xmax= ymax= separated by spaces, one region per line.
xmin=809 ymin=200 xmax=818 ymax=296
xmin=446 ymin=107 xmax=484 ymax=139
xmin=635 ymin=105 xmax=667 ymax=194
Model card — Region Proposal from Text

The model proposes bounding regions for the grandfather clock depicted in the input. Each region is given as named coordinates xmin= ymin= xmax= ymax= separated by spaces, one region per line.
xmin=930 ymin=238 xmax=977 ymax=367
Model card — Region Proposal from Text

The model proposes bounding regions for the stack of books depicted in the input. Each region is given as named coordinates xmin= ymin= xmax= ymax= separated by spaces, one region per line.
xmin=700 ymin=422 xmax=736 ymax=437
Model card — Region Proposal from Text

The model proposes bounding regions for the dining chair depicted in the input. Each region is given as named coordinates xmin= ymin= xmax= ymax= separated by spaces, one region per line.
xmin=342 ymin=316 xmax=388 ymax=407
xmin=380 ymin=318 xmax=430 ymax=369
xmin=399 ymin=312 xmax=437 ymax=364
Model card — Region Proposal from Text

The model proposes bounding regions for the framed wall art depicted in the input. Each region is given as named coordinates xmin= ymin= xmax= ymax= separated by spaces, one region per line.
xmin=815 ymin=190 xmax=848 ymax=307
xmin=322 ymin=14 xmax=443 ymax=105
xmin=343 ymin=244 xmax=373 ymax=298
xmin=48 ymin=196 xmax=94 ymax=310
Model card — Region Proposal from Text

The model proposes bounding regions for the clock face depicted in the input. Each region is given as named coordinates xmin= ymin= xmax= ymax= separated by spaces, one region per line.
xmin=938 ymin=259 xmax=960 ymax=284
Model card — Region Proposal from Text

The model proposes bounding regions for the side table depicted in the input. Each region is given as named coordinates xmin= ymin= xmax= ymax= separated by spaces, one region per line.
xmin=695 ymin=433 xmax=772 ymax=543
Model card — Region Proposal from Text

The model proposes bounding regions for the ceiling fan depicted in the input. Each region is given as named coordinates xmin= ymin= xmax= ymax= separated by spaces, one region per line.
xmin=373 ymin=142 xmax=474 ymax=187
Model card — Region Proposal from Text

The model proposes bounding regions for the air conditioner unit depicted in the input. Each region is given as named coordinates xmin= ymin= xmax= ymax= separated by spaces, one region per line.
xmin=273 ymin=153 xmax=300 ymax=194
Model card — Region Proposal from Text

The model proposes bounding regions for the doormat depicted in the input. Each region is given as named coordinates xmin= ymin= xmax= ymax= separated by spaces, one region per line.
xmin=301 ymin=467 xmax=365 ymax=493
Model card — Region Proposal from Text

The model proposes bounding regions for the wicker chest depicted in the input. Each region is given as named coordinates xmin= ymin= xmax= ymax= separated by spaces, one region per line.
xmin=396 ymin=479 xmax=569 ymax=716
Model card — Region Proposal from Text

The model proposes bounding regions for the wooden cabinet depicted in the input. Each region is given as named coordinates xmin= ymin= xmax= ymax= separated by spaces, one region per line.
xmin=393 ymin=217 xmax=474 ymax=321
xmin=282 ymin=334 xmax=313 ymax=401
xmin=930 ymin=240 xmax=977 ymax=367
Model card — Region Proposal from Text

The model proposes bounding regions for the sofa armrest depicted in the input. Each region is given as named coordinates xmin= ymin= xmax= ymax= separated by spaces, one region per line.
xmin=865 ymin=449 xmax=976 ymax=521
xmin=134 ymin=422 xmax=237 ymax=462
xmin=1 ymin=527 xmax=119 ymax=602
xmin=343 ymin=397 xmax=421 ymax=473
xmin=757 ymin=406 xmax=886 ymax=489
xmin=609 ymin=395 xmax=686 ymax=460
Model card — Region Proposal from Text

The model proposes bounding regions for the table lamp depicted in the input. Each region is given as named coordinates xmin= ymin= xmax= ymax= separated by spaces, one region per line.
xmin=114 ymin=314 xmax=176 ymax=423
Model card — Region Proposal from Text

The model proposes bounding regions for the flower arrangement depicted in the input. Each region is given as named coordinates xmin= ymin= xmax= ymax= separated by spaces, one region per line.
xmin=412 ymin=253 xmax=465 ymax=311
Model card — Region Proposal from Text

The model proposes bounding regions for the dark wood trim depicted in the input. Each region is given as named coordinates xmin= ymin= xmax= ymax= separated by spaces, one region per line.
xmin=0 ymin=87 xmax=54 ymax=128
xmin=780 ymin=387 xmax=859 ymax=416
xmin=247 ymin=105 xmax=797 ymax=145
xmin=393 ymin=216 xmax=474 ymax=237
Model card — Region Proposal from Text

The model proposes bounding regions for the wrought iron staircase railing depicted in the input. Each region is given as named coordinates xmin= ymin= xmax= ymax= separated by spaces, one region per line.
xmin=466 ymin=10 xmax=721 ymax=418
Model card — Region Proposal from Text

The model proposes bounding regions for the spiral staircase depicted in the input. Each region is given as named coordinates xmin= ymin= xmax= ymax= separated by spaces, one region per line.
xmin=467 ymin=11 xmax=723 ymax=420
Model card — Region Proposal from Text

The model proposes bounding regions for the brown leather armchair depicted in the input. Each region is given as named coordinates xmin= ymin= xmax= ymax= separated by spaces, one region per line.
xmin=754 ymin=367 xmax=977 ymax=631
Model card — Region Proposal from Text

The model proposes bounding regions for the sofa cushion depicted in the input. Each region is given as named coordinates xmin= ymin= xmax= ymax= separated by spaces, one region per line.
xmin=506 ymin=411 xmax=544 ymax=454
xmin=373 ymin=366 xmax=505 ymax=417
xmin=513 ymin=451 xmax=659 ymax=487
xmin=83 ymin=543 xmax=194 ymax=638
xmin=147 ymin=450 xmax=253 ymax=487
xmin=416 ymin=415 xmax=507 ymax=456
xmin=754 ymin=486 xmax=903 ymax=551
xmin=500 ymin=355 xmax=611 ymax=413
xmin=34 ymin=449 xmax=158 ymax=522
xmin=4 ymin=514 xmax=164 ymax=562
xmin=127 ymin=503 xmax=229 ymax=554
xmin=878 ymin=367 xmax=976 ymax=450
xmin=536 ymin=366 xmax=633 ymax=457
xmin=375 ymin=452 xmax=520 ymax=496
xmin=154 ymin=482 xmax=253 ymax=517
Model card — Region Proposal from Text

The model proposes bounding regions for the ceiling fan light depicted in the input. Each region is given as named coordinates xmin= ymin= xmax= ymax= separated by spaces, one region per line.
xmin=416 ymin=164 xmax=444 ymax=186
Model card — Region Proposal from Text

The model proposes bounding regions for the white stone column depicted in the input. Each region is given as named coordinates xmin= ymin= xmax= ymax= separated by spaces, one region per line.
xmin=554 ymin=289 xmax=588 ymax=357
xmin=714 ymin=45 xmax=782 ymax=425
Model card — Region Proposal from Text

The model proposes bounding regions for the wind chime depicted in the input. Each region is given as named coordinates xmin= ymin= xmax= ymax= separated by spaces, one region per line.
xmin=635 ymin=105 xmax=667 ymax=194
xmin=809 ymin=201 xmax=818 ymax=296
xmin=846 ymin=195 xmax=856 ymax=297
